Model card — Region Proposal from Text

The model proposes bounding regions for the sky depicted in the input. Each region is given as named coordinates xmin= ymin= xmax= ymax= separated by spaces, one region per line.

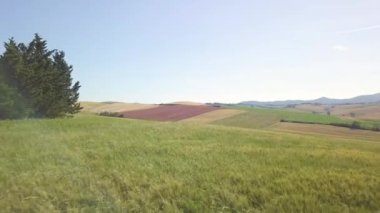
xmin=1 ymin=0 xmax=379 ymax=103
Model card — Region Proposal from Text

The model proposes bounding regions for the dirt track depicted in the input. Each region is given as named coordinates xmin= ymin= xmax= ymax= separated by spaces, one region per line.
xmin=121 ymin=104 xmax=219 ymax=121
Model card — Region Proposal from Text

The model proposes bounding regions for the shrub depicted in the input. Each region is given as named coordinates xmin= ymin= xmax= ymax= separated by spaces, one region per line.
xmin=351 ymin=121 xmax=361 ymax=129
xmin=98 ymin=111 xmax=123 ymax=118
xmin=372 ymin=124 xmax=380 ymax=132
xmin=329 ymin=122 xmax=353 ymax=128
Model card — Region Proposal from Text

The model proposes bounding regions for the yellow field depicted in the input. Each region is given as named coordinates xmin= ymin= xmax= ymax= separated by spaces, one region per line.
xmin=182 ymin=109 xmax=244 ymax=123
xmin=80 ymin=101 xmax=105 ymax=110
xmin=272 ymin=122 xmax=380 ymax=142
xmin=80 ymin=101 xmax=158 ymax=113
xmin=169 ymin=101 xmax=205 ymax=105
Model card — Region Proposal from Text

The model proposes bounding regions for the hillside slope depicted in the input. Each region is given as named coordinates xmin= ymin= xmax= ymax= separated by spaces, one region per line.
xmin=80 ymin=101 xmax=157 ymax=113
xmin=0 ymin=115 xmax=379 ymax=212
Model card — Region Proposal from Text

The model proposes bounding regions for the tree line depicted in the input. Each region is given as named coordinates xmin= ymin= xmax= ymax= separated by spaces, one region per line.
xmin=0 ymin=34 xmax=81 ymax=119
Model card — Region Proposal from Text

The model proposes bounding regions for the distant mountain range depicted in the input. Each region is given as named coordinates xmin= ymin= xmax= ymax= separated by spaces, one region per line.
xmin=239 ymin=93 xmax=380 ymax=107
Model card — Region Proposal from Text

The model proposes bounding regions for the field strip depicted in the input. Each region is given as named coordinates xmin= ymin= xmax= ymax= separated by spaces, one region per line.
xmin=182 ymin=109 xmax=244 ymax=123
xmin=293 ymin=103 xmax=380 ymax=120
xmin=81 ymin=102 xmax=158 ymax=113
xmin=169 ymin=101 xmax=205 ymax=106
xmin=121 ymin=105 xmax=219 ymax=121
xmin=271 ymin=122 xmax=380 ymax=142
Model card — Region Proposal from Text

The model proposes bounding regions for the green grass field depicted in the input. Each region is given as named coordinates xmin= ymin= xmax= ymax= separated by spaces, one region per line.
xmin=215 ymin=106 xmax=380 ymax=131
xmin=1 ymin=115 xmax=379 ymax=212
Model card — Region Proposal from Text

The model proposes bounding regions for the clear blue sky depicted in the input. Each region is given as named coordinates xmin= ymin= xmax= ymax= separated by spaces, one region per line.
xmin=1 ymin=0 xmax=379 ymax=103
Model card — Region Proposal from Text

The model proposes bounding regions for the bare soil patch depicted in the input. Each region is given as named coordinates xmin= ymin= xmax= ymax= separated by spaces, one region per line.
xmin=182 ymin=109 xmax=244 ymax=123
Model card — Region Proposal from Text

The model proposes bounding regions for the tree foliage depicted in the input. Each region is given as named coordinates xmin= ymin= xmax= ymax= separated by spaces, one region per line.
xmin=0 ymin=34 xmax=81 ymax=119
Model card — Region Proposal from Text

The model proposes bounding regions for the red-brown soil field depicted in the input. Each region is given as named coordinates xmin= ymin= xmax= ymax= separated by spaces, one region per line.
xmin=121 ymin=104 xmax=219 ymax=121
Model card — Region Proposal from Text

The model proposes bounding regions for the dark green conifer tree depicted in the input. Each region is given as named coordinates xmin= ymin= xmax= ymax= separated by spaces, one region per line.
xmin=0 ymin=73 xmax=17 ymax=119
xmin=0 ymin=40 xmax=30 ymax=119
xmin=0 ymin=34 xmax=81 ymax=118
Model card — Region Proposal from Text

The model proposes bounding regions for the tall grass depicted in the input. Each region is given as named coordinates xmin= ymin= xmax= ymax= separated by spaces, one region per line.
xmin=0 ymin=115 xmax=379 ymax=212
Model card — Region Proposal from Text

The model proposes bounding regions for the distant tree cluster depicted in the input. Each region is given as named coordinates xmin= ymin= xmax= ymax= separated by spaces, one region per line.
xmin=0 ymin=34 xmax=81 ymax=119
xmin=98 ymin=111 xmax=123 ymax=118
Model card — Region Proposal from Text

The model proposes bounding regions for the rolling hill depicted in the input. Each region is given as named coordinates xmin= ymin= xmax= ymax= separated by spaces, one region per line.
xmin=0 ymin=115 xmax=379 ymax=211
xmin=2 ymin=100 xmax=380 ymax=211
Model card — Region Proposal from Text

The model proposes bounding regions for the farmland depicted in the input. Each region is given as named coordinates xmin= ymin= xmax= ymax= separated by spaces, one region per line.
xmin=81 ymin=101 xmax=157 ymax=113
xmin=1 ymin=115 xmax=379 ymax=212
xmin=83 ymin=101 xmax=380 ymax=132
xmin=214 ymin=106 xmax=380 ymax=131
xmin=182 ymin=109 xmax=244 ymax=123
xmin=2 ymin=102 xmax=380 ymax=212
xmin=121 ymin=104 xmax=219 ymax=121
xmin=293 ymin=103 xmax=380 ymax=120
xmin=214 ymin=106 xmax=346 ymax=128
xmin=1 ymin=1 xmax=379 ymax=212
xmin=272 ymin=122 xmax=380 ymax=142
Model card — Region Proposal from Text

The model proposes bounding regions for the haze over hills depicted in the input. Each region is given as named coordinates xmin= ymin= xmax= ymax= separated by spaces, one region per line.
xmin=239 ymin=93 xmax=380 ymax=107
